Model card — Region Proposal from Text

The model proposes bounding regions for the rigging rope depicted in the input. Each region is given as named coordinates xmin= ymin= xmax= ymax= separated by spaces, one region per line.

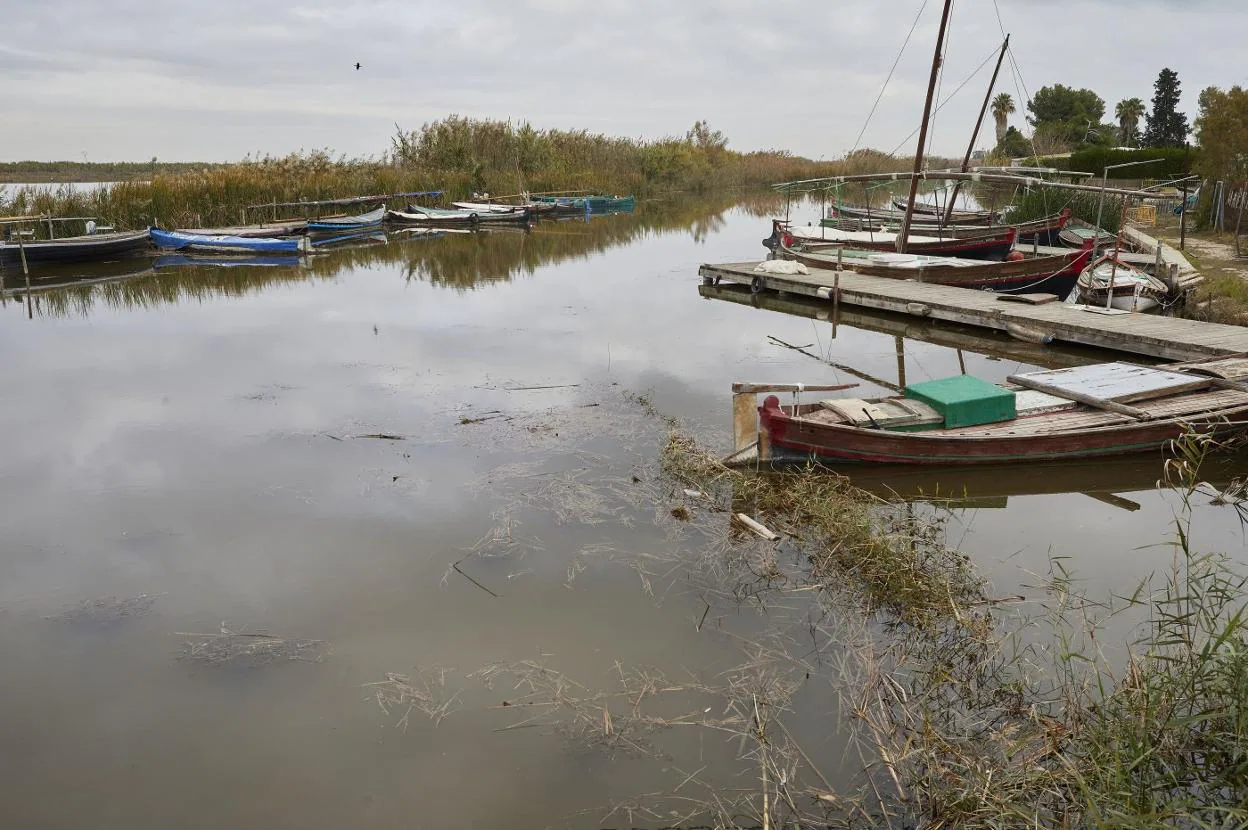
xmin=849 ymin=0 xmax=930 ymax=156
xmin=886 ymin=43 xmax=1001 ymax=157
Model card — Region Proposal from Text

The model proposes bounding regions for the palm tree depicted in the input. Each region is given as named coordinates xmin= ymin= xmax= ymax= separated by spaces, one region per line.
xmin=991 ymin=93 xmax=1015 ymax=144
xmin=1115 ymin=98 xmax=1146 ymax=147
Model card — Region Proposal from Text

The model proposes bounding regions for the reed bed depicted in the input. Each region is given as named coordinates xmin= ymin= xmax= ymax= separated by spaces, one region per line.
xmin=0 ymin=117 xmax=839 ymax=235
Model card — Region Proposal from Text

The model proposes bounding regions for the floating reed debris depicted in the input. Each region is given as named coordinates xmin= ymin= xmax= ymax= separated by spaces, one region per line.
xmin=367 ymin=668 xmax=460 ymax=729
xmin=659 ymin=428 xmax=984 ymax=624
xmin=177 ymin=624 xmax=328 ymax=667
xmin=48 ymin=593 xmax=158 ymax=626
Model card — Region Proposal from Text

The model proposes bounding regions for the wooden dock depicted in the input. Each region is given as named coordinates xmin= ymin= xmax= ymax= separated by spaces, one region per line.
xmin=699 ymin=262 xmax=1248 ymax=361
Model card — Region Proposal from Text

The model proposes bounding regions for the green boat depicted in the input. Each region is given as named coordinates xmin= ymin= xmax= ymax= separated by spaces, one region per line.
xmin=527 ymin=194 xmax=635 ymax=213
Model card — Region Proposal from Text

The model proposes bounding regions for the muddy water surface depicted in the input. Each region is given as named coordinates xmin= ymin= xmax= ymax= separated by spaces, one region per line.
xmin=1 ymin=195 xmax=1245 ymax=828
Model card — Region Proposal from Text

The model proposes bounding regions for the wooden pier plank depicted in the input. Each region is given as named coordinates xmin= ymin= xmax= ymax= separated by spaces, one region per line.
xmin=699 ymin=262 xmax=1248 ymax=361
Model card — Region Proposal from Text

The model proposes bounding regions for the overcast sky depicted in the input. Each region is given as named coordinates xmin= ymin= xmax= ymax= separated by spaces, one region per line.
xmin=3 ymin=0 xmax=1243 ymax=163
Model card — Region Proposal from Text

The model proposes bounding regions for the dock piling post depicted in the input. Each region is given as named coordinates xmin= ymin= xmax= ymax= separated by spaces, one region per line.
xmin=732 ymin=392 xmax=758 ymax=455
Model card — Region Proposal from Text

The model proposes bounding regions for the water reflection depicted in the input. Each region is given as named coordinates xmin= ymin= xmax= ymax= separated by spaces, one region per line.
xmin=1 ymin=193 xmax=1245 ymax=828
xmin=3 ymin=192 xmax=779 ymax=317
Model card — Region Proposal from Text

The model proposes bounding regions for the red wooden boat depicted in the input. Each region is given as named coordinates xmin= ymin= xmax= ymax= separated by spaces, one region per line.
xmin=732 ymin=358 xmax=1248 ymax=466
xmin=775 ymin=220 xmax=1016 ymax=260
xmin=777 ymin=234 xmax=1093 ymax=296
xmin=823 ymin=208 xmax=1070 ymax=246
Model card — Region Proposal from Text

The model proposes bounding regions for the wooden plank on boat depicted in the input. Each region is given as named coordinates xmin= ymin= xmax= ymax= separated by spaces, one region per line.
xmin=1009 ymin=363 xmax=1211 ymax=404
xmin=1005 ymin=375 xmax=1151 ymax=420
xmin=996 ymin=293 xmax=1060 ymax=305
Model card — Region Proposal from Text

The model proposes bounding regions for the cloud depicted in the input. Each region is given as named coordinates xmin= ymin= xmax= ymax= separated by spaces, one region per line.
xmin=1 ymin=0 xmax=1240 ymax=161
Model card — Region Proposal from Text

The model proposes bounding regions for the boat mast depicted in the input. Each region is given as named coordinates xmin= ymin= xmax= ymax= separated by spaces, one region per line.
xmin=897 ymin=0 xmax=954 ymax=254
xmin=942 ymin=34 xmax=1009 ymax=226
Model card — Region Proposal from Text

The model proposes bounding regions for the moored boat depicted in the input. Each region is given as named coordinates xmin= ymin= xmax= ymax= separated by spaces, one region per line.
xmin=729 ymin=357 xmax=1248 ymax=466
xmin=149 ymin=227 xmax=310 ymax=254
xmin=387 ymin=205 xmax=532 ymax=225
xmin=892 ymin=198 xmax=997 ymax=223
xmin=0 ymin=229 xmax=151 ymax=265
xmin=527 ymin=194 xmax=636 ymax=213
xmin=827 ymin=202 xmax=993 ymax=226
xmin=305 ymin=206 xmax=386 ymax=232
xmin=823 ymin=208 xmax=1070 ymax=245
xmin=176 ymin=219 xmax=308 ymax=238
xmin=775 ymin=220 xmax=1017 ymax=260
xmin=1069 ymin=253 xmax=1175 ymax=312
xmin=450 ymin=201 xmax=533 ymax=217
xmin=778 ymin=234 xmax=1093 ymax=295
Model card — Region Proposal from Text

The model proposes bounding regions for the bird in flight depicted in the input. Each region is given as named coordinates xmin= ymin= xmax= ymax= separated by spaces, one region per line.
xmin=355 ymin=62 xmax=361 ymax=70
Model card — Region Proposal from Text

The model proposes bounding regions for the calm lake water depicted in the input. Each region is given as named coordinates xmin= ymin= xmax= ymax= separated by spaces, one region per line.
xmin=1 ymin=194 xmax=1245 ymax=828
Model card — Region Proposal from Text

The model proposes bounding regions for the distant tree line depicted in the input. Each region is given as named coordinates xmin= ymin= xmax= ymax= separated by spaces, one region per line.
xmin=988 ymin=67 xmax=1192 ymax=159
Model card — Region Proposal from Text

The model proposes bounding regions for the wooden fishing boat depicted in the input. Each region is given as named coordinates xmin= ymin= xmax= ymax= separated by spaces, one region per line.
xmin=776 ymin=221 xmax=1016 ymax=260
xmin=386 ymin=206 xmax=531 ymax=225
xmin=450 ymin=201 xmax=533 ymax=217
xmin=730 ymin=357 xmax=1248 ymax=466
xmin=176 ymin=219 xmax=308 ymax=238
xmin=527 ymin=194 xmax=636 ymax=213
xmin=305 ymin=206 xmax=386 ymax=232
xmin=150 ymin=227 xmax=310 ymax=254
xmin=823 ymin=208 xmax=1070 ymax=245
xmin=892 ymin=198 xmax=997 ymax=223
xmin=1070 ymin=253 xmax=1174 ymax=312
xmin=0 ymin=229 xmax=151 ymax=265
xmin=828 ymin=202 xmax=993 ymax=226
xmin=778 ymin=234 xmax=1093 ymax=295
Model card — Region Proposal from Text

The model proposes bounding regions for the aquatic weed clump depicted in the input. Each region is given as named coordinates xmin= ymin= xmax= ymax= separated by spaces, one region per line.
xmin=659 ymin=429 xmax=986 ymax=626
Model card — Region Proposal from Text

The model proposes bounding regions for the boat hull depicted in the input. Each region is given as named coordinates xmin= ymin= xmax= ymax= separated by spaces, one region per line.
xmin=0 ymin=230 xmax=151 ymax=264
xmin=758 ymin=395 xmax=1248 ymax=465
xmin=778 ymin=236 xmax=1091 ymax=295
xmin=150 ymin=227 xmax=308 ymax=254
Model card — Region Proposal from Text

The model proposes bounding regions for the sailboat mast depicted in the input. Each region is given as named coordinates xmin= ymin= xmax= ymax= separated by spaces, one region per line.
xmin=942 ymin=34 xmax=1009 ymax=226
xmin=897 ymin=0 xmax=955 ymax=254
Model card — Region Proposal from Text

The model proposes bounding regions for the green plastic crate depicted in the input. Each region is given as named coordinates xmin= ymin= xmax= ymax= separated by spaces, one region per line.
xmin=904 ymin=376 xmax=1016 ymax=428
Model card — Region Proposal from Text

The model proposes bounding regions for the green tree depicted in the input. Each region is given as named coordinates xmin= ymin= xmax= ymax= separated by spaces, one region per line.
xmin=1114 ymin=97 xmax=1146 ymax=147
xmin=994 ymin=126 xmax=1030 ymax=158
xmin=991 ymin=93 xmax=1015 ymax=144
xmin=1026 ymin=84 xmax=1106 ymax=146
xmin=1194 ymin=85 xmax=1248 ymax=181
xmin=1143 ymin=68 xmax=1189 ymax=148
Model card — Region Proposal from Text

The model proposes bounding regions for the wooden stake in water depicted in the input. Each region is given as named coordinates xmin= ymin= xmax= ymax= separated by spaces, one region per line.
xmin=16 ymin=223 xmax=32 ymax=319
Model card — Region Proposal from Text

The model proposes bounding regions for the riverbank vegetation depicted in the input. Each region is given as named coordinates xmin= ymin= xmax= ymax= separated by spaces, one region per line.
xmin=0 ymin=117 xmax=839 ymax=231
xmin=648 ymin=422 xmax=1248 ymax=826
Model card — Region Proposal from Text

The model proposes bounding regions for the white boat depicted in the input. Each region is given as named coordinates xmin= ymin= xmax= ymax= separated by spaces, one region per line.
xmin=450 ymin=201 xmax=530 ymax=216
xmin=1069 ymin=254 xmax=1171 ymax=312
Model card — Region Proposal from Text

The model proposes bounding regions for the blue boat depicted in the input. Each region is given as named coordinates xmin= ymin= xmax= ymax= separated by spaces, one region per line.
xmin=153 ymin=253 xmax=306 ymax=269
xmin=150 ymin=227 xmax=310 ymax=254
xmin=306 ymin=206 xmax=386 ymax=232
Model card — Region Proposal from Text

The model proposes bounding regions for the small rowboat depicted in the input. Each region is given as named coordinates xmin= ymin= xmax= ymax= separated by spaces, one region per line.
xmin=306 ymin=206 xmax=386 ymax=232
xmin=527 ymin=194 xmax=636 ymax=213
xmin=387 ymin=206 xmax=532 ymax=225
xmin=450 ymin=201 xmax=533 ymax=217
xmin=730 ymin=356 xmax=1248 ymax=466
xmin=149 ymin=227 xmax=310 ymax=254
xmin=0 ymin=229 xmax=151 ymax=265
xmin=1070 ymin=254 xmax=1174 ymax=312
xmin=176 ymin=219 xmax=308 ymax=238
